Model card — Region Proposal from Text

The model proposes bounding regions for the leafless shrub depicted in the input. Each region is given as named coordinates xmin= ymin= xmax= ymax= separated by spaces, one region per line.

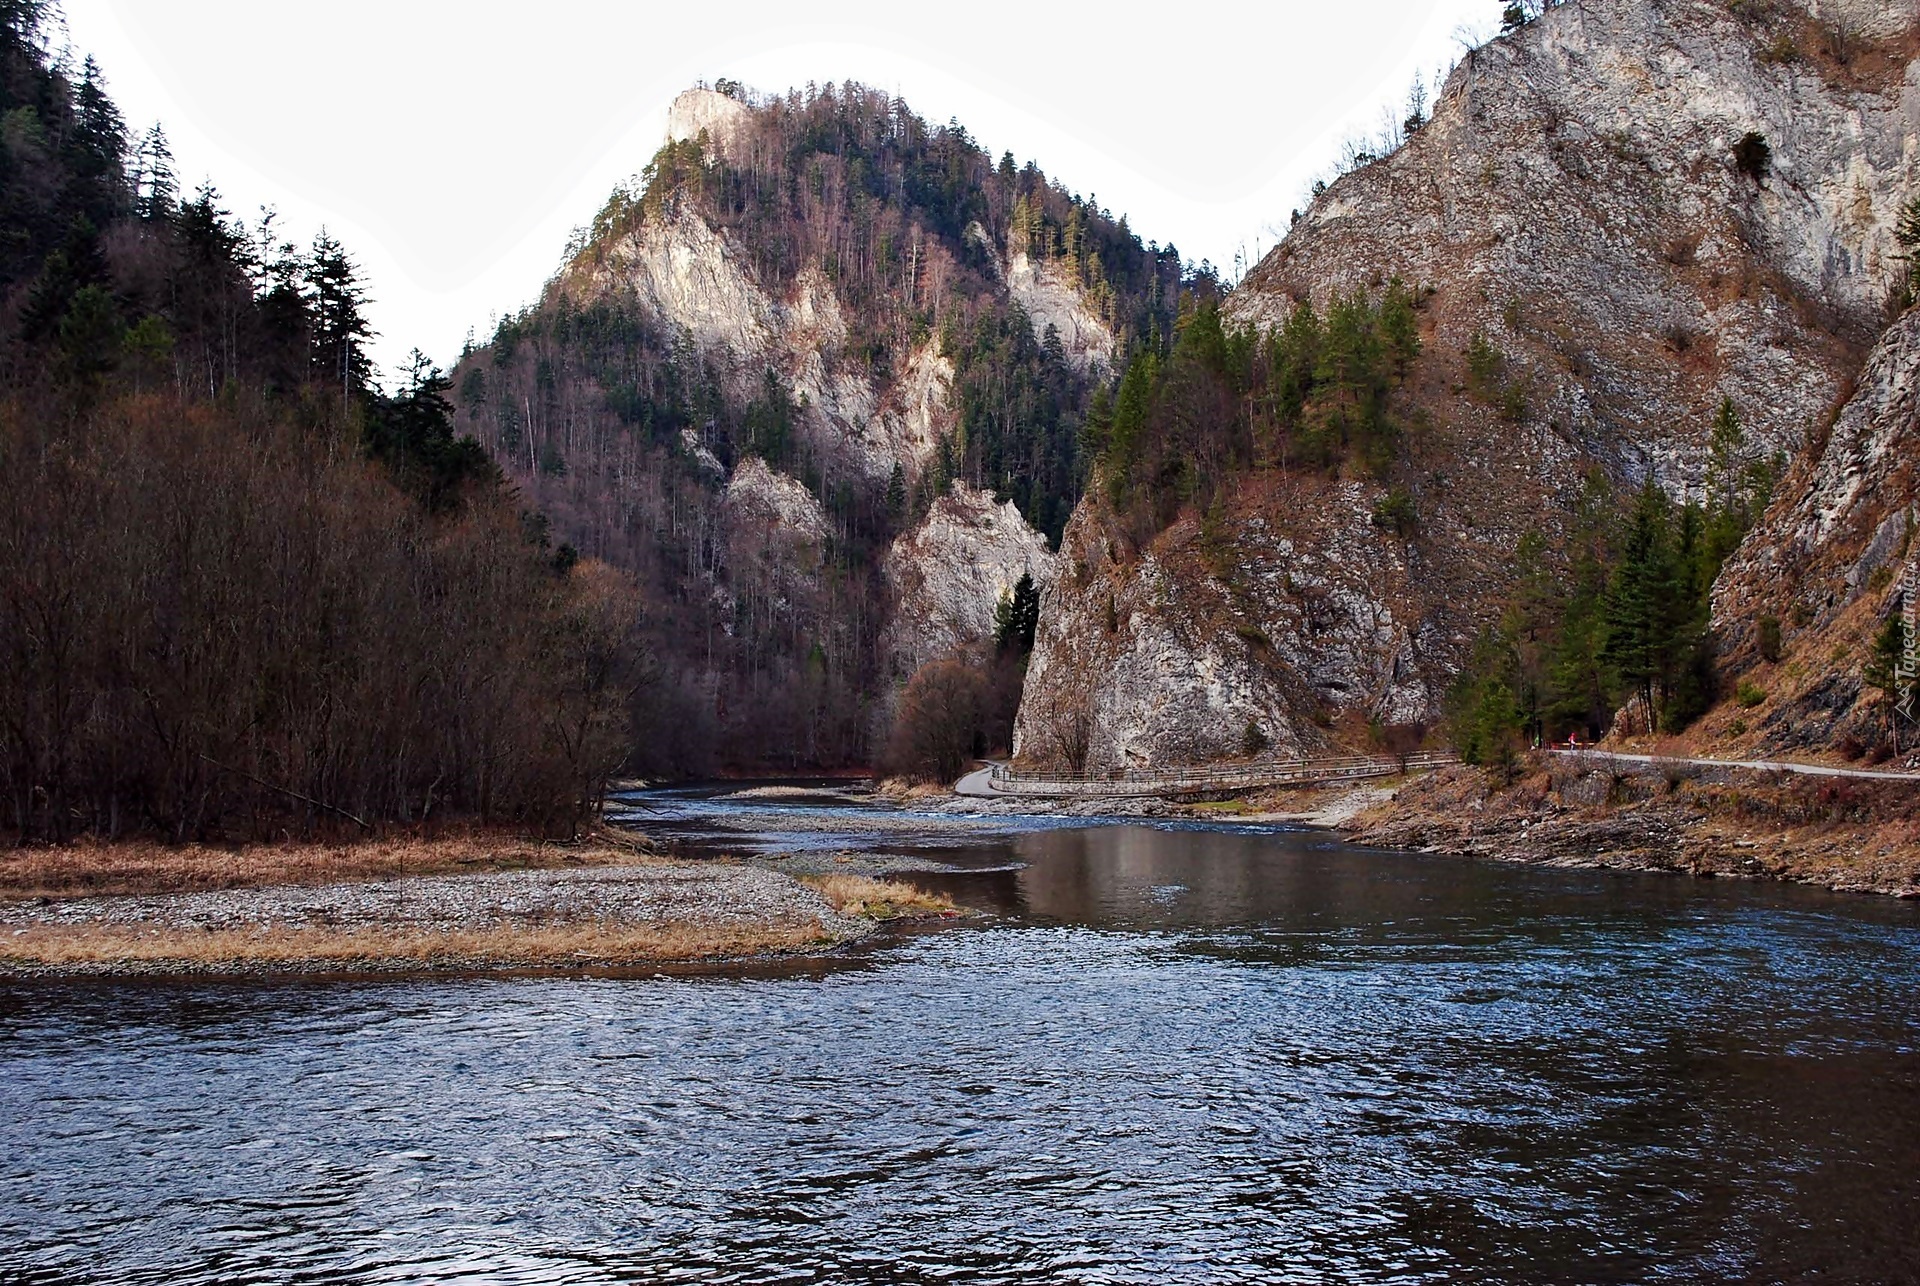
xmin=1651 ymin=756 xmax=1701 ymax=791
xmin=883 ymin=658 xmax=987 ymax=784
xmin=0 ymin=391 xmax=643 ymax=843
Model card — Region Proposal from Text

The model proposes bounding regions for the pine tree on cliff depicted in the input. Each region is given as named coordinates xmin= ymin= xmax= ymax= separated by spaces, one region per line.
xmin=1102 ymin=349 xmax=1156 ymax=507
xmin=994 ymin=572 xmax=1039 ymax=655
xmin=886 ymin=462 xmax=908 ymax=524
xmin=1602 ymin=479 xmax=1682 ymax=732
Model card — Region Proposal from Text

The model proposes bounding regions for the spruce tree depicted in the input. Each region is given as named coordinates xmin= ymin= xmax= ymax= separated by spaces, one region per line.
xmin=306 ymin=231 xmax=374 ymax=403
xmin=132 ymin=124 xmax=177 ymax=221
xmin=993 ymin=572 xmax=1040 ymax=654
xmin=1602 ymin=479 xmax=1679 ymax=732
xmin=886 ymin=462 xmax=908 ymax=524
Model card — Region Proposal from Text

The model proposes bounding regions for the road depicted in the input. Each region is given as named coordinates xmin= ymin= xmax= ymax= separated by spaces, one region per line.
xmin=1547 ymin=747 xmax=1920 ymax=782
xmin=955 ymin=750 xmax=1920 ymax=797
xmin=953 ymin=765 xmax=1002 ymax=798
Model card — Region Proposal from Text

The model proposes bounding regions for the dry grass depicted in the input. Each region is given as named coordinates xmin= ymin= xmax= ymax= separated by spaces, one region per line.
xmin=1350 ymin=760 xmax=1920 ymax=896
xmin=0 ymin=916 xmax=840 ymax=973
xmin=0 ymin=836 xmax=964 ymax=976
xmin=802 ymin=874 xmax=955 ymax=919
xmin=0 ymin=829 xmax=658 ymax=902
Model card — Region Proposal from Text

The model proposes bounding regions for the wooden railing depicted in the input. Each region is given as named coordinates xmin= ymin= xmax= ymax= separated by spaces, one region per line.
xmin=985 ymin=751 xmax=1459 ymax=798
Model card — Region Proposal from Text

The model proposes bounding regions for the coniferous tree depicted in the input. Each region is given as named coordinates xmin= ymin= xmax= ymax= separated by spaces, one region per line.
xmin=1602 ymin=479 xmax=1679 ymax=731
xmin=132 ymin=123 xmax=177 ymax=221
xmin=1865 ymin=613 xmax=1917 ymax=750
xmin=307 ymin=230 xmax=374 ymax=402
xmin=367 ymin=349 xmax=495 ymax=511
xmin=994 ymin=572 xmax=1040 ymax=654
xmin=70 ymin=57 xmax=128 ymax=221
xmin=886 ymin=462 xmax=907 ymax=524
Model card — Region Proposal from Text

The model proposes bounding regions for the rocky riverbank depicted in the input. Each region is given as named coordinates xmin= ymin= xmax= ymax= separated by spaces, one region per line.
xmin=0 ymin=835 xmax=955 ymax=977
xmin=915 ymin=756 xmax=1920 ymax=898
xmin=1340 ymin=759 xmax=1920 ymax=898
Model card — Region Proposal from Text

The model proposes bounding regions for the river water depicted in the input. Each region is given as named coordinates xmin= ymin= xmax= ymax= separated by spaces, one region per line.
xmin=5 ymin=788 xmax=1920 ymax=1283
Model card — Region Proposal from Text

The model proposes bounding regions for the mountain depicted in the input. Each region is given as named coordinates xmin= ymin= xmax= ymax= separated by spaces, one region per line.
xmin=1014 ymin=0 xmax=1919 ymax=772
xmin=451 ymin=83 xmax=1194 ymax=770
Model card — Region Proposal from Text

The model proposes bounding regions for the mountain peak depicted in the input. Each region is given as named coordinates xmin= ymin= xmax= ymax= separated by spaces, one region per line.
xmin=666 ymin=85 xmax=753 ymax=159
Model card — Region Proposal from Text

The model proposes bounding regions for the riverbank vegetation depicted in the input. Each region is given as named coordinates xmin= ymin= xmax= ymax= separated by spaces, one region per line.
xmin=0 ymin=830 xmax=657 ymax=900
xmin=0 ymin=831 xmax=958 ymax=976
xmin=1447 ymin=401 xmax=1784 ymax=767
xmin=0 ymin=918 xmax=842 ymax=975
xmin=0 ymin=5 xmax=645 ymax=843
xmin=881 ymin=573 xmax=1038 ymax=782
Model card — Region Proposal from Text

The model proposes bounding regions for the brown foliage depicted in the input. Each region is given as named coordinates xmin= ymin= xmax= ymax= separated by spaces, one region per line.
xmin=0 ymin=831 xmax=655 ymax=901
xmin=885 ymin=657 xmax=988 ymax=783
xmin=0 ymin=391 xmax=644 ymax=842
xmin=0 ymin=918 xmax=834 ymax=974
xmin=802 ymin=874 xmax=955 ymax=918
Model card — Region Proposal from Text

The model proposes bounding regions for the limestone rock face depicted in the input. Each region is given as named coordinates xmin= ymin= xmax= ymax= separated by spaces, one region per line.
xmin=1012 ymin=478 xmax=1437 ymax=770
xmin=1230 ymin=0 xmax=1917 ymax=484
xmin=1006 ymin=249 xmax=1114 ymax=376
xmin=583 ymin=201 xmax=777 ymax=362
xmin=1021 ymin=0 xmax=1917 ymax=769
xmin=1712 ymin=309 xmax=1920 ymax=644
xmin=565 ymin=198 xmax=953 ymax=485
xmin=1707 ymin=307 xmax=1919 ymax=753
xmin=666 ymin=87 xmax=753 ymax=159
xmin=720 ymin=457 xmax=831 ymax=625
xmin=883 ymin=482 xmax=1057 ymax=677
xmin=1716 ymin=307 xmax=1920 ymax=616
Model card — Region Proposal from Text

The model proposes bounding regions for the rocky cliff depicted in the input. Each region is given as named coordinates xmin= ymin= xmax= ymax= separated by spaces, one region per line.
xmin=883 ymin=481 xmax=1057 ymax=679
xmin=1016 ymin=0 xmax=1919 ymax=770
xmin=1703 ymin=305 xmax=1919 ymax=755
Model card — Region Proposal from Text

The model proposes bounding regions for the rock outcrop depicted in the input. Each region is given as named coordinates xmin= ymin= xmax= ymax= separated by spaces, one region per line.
xmin=1006 ymin=249 xmax=1114 ymax=376
xmin=562 ymin=200 xmax=953 ymax=484
xmin=1018 ymin=0 xmax=1919 ymax=769
xmin=1013 ymin=476 xmax=1434 ymax=769
xmin=1232 ymin=0 xmax=1917 ymax=481
xmin=1704 ymin=305 xmax=1919 ymax=754
xmin=883 ymin=482 xmax=1056 ymax=677
xmin=665 ymin=87 xmax=753 ymax=159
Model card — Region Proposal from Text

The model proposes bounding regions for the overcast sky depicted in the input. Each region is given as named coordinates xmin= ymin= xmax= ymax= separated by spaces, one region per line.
xmin=58 ymin=0 xmax=1494 ymax=379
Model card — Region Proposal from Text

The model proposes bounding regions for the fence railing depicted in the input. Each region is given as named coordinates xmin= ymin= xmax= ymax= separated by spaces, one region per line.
xmin=985 ymin=751 xmax=1459 ymax=798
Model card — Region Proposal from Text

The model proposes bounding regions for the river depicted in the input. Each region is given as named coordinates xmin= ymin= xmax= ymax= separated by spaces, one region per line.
xmin=4 ymin=786 xmax=1919 ymax=1282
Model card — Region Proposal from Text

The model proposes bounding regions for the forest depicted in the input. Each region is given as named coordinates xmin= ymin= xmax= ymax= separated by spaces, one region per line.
xmin=1088 ymin=283 xmax=1421 ymax=539
xmin=1448 ymin=398 xmax=1784 ymax=772
xmin=0 ymin=1 xmax=642 ymax=842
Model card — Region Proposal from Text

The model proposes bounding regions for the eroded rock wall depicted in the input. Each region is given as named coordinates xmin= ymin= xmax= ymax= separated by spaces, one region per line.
xmin=883 ymin=482 xmax=1057 ymax=678
xmin=1706 ymin=306 xmax=1920 ymax=754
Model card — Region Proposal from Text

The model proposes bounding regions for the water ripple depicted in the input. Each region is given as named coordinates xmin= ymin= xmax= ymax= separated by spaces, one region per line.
xmin=5 ymin=822 xmax=1920 ymax=1282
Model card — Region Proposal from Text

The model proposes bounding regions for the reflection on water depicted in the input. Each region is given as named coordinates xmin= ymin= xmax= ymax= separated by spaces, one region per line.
xmin=4 ymin=802 xmax=1920 ymax=1283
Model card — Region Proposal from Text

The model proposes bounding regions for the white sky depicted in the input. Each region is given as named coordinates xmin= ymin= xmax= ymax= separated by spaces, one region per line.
xmin=58 ymin=0 xmax=1495 ymax=381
